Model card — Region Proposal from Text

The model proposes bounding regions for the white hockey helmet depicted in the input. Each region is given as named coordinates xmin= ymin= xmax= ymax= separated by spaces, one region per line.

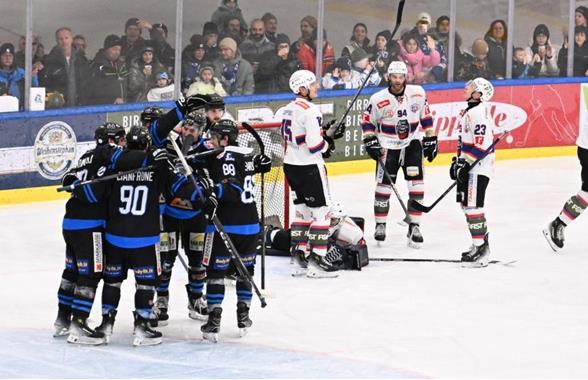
xmin=468 ymin=77 xmax=494 ymax=102
xmin=387 ymin=61 xmax=408 ymax=76
xmin=289 ymin=69 xmax=317 ymax=94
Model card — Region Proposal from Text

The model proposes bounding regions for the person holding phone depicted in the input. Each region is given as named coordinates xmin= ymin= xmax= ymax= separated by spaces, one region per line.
xmin=524 ymin=24 xmax=559 ymax=77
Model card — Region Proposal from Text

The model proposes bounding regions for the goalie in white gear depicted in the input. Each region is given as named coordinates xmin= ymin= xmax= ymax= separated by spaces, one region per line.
xmin=361 ymin=61 xmax=437 ymax=247
xmin=282 ymin=70 xmax=345 ymax=278
xmin=451 ymin=77 xmax=496 ymax=267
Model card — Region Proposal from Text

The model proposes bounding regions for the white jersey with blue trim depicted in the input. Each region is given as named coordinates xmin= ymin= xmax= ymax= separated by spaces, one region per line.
xmin=361 ymin=84 xmax=433 ymax=150
xmin=458 ymin=102 xmax=496 ymax=178
xmin=282 ymin=97 xmax=328 ymax=166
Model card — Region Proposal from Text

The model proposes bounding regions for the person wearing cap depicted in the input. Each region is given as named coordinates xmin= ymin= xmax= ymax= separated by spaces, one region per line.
xmin=186 ymin=65 xmax=226 ymax=96
xmin=402 ymin=12 xmax=447 ymax=81
xmin=181 ymin=35 xmax=209 ymax=92
xmin=256 ymin=34 xmax=301 ymax=93
xmin=211 ymin=0 xmax=248 ymax=36
xmin=202 ymin=22 xmax=220 ymax=61
xmin=350 ymin=47 xmax=381 ymax=87
xmin=368 ymin=30 xmax=400 ymax=77
xmin=399 ymin=33 xmax=440 ymax=84
xmin=87 ymin=34 xmax=128 ymax=105
xmin=213 ymin=37 xmax=254 ymax=95
xmin=576 ymin=6 xmax=588 ymax=27
xmin=128 ymin=45 xmax=165 ymax=102
xmin=558 ymin=26 xmax=588 ymax=77
xmin=341 ymin=23 xmax=371 ymax=58
xmin=147 ymin=71 xmax=175 ymax=101
xmin=295 ymin=27 xmax=334 ymax=76
xmin=0 ymin=42 xmax=39 ymax=109
xmin=525 ymin=24 xmax=560 ymax=77
xmin=321 ymin=57 xmax=360 ymax=90
xmin=39 ymin=27 xmax=91 ymax=107
xmin=483 ymin=20 xmax=508 ymax=79
xmin=121 ymin=17 xmax=148 ymax=63
xmin=149 ymin=22 xmax=175 ymax=72
xmin=239 ymin=19 xmax=275 ymax=74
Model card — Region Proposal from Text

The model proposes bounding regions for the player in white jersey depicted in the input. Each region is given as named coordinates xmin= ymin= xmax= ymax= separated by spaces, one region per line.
xmin=361 ymin=61 xmax=437 ymax=247
xmin=282 ymin=70 xmax=345 ymax=278
xmin=451 ymin=78 xmax=496 ymax=267
xmin=543 ymin=113 xmax=588 ymax=251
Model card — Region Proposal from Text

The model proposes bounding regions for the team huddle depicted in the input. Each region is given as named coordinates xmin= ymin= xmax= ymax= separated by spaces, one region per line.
xmin=53 ymin=60 xmax=586 ymax=346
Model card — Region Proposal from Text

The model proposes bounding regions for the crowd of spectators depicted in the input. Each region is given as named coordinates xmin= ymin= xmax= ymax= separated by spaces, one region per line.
xmin=2 ymin=0 xmax=588 ymax=110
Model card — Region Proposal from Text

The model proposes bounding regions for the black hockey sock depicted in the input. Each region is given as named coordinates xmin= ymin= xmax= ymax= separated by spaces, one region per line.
xmin=156 ymin=267 xmax=172 ymax=297
xmin=57 ymin=275 xmax=75 ymax=314
xmin=71 ymin=285 xmax=97 ymax=319
xmin=101 ymin=282 xmax=121 ymax=315
xmin=188 ymin=266 xmax=206 ymax=299
xmin=236 ymin=278 xmax=253 ymax=307
xmin=135 ymin=284 xmax=155 ymax=320
xmin=205 ymin=278 xmax=225 ymax=310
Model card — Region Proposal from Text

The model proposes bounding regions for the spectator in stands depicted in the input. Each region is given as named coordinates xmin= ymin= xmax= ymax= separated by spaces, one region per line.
xmin=121 ymin=17 xmax=148 ymax=63
xmin=512 ymin=47 xmax=532 ymax=79
xmin=399 ymin=33 xmax=440 ymax=84
xmin=525 ymin=24 xmax=560 ymax=77
xmin=369 ymin=30 xmax=400 ymax=77
xmin=15 ymin=34 xmax=44 ymax=68
xmin=403 ymin=12 xmax=446 ymax=82
xmin=0 ymin=82 xmax=7 ymax=96
xmin=430 ymin=15 xmax=463 ymax=80
xmin=127 ymin=46 xmax=164 ymax=102
xmin=186 ymin=65 xmax=227 ymax=96
xmin=576 ymin=6 xmax=588 ymax=28
xmin=147 ymin=71 xmax=175 ymax=101
xmin=222 ymin=16 xmax=246 ymax=45
xmin=350 ymin=48 xmax=381 ymax=87
xmin=149 ymin=23 xmax=175 ymax=72
xmin=213 ymin=37 xmax=254 ymax=95
xmin=73 ymin=35 xmax=87 ymax=57
xmin=87 ymin=35 xmax=128 ymax=105
xmin=341 ymin=23 xmax=371 ymax=58
xmin=483 ymin=19 xmax=507 ymax=79
xmin=291 ymin=15 xmax=317 ymax=55
xmin=0 ymin=43 xmax=39 ymax=109
xmin=261 ymin=12 xmax=287 ymax=44
xmin=322 ymin=57 xmax=360 ymax=90
xmin=40 ymin=27 xmax=90 ymax=107
xmin=203 ymin=22 xmax=220 ymax=61
xmin=181 ymin=35 xmax=208 ymax=93
xmin=239 ymin=19 xmax=275 ymax=74
xmin=455 ymin=38 xmax=496 ymax=81
xmin=558 ymin=26 xmax=588 ymax=77
xmin=255 ymin=34 xmax=301 ymax=94
xmin=296 ymin=28 xmax=334 ymax=76
xmin=212 ymin=0 xmax=247 ymax=36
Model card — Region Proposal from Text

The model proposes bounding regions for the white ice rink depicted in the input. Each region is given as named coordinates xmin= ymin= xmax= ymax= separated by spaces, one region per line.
xmin=1 ymin=155 xmax=588 ymax=378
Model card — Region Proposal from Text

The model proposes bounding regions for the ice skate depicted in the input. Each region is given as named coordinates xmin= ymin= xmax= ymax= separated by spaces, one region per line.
xmin=543 ymin=218 xmax=565 ymax=252
xmin=187 ymin=287 xmax=208 ymax=321
xmin=201 ymin=307 xmax=222 ymax=343
xmin=306 ymin=252 xmax=339 ymax=278
xmin=53 ymin=309 xmax=71 ymax=337
xmin=67 ymin=317 xmax=106 ymax=345
xmin=291 ymin=248 xmax=308 ymax=277
xmin=95 ymin=310 xmax=117 ymax=343
xmin=132 ymin=312 xmax=162 ymax=346
xmin=236 ymin=302 xmax=252 ymax=337
xmin=461 ymin=234 xmax=490 ymax=268
xmin=151 ymin=295 xmax=169 ymax=327
xmin=374 ymin=223 xmax=386 ymax=242
xmin=407 ymin=223 xmax=423 ymax=249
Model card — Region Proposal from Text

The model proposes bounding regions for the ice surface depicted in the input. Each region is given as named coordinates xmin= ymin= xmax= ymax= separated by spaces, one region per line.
xmin=1 ymin=156 xmax=588 ymax=378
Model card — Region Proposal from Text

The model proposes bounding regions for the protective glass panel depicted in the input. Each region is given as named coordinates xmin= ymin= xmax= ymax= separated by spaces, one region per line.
xmin=0 ymin=1 xmax=28 ymax=111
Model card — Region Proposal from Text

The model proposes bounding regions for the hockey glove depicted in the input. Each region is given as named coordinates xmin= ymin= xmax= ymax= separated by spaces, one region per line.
xmin=176 ymin=95 xmax=208 ymax=116
xmin=253 ymin=154 xmax=272 ymax=174
xmin=449 ymin=156 xmax=457 ymax=180
xmin=322 ymin=119 xmax=346 ymax=140
xmin=363 ymin=134 xmax=383 ymax=161
xmin=422 ymin=136 xmax=438 ymax=162
xmin=453 ymin=158 xmax=471 ymax=184
xmin=149 ymin=148 xmax=169 ymax=169
xmin=322 ymin=136 xmax=336 ymax=159
xmin=197 ymin=177 xmax=219 ymax=219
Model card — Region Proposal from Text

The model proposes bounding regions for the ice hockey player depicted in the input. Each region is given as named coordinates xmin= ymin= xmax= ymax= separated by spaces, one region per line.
xmin=94 ymin=126 xmax=217 ymax=346
xmin=54 ymin=122 xmax=126 ymax=345
xmin=140 ymin=106 xmax=165 ymax=128
xmin=198 ymin=119 xmax=271 ymax=342
xmin=361 ymin=61 xmax=437 ymax=247
xmin=543 ymin=114 xmax=588 ymax=251
xmin=451 ymin=77 xmax=496 ymax=267
xmin=282 ymin=69 xmax=346 ymax=278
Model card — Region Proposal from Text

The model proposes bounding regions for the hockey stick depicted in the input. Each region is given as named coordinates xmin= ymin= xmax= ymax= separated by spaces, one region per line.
xmin=408 ymin=132 xmax=507 ymax=213
xmin=240 ymin=122 xmax=268 ymax=290
xmin=56 ymin=165 xmax=156 ymax=192
xmin=372 ymin=257 xmax=517 ymax=266
xmin=329 ymin=0 xmax=406 ymax=136
xmin=377 ymin=157 xmax=410 ymax=222
xmin=169 ymin=134 xmax=268 ymax=308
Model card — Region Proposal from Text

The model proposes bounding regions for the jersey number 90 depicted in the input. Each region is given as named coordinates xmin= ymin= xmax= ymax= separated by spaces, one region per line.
xmin=119 ymin=185 xmax=148 ymax=216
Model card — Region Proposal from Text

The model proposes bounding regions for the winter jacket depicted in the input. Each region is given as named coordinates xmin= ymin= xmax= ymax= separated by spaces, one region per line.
xmin=295 ymin=40 xmax=335 ymax=76
xmin=181 ymin=56 xmax=207 ymax=93
xmin=322 ymin=71 xmax=362 ymax=90
xmin=0 ymin=67 xmax=38 ymax=109
xmin=399 ymin=44 xmax=441 ymax=83
xmin=255 ymin=51 xmax=301 ymax=94
xmin=455 ymin=53 xmax=496 ymax=81
xmin=403 ymin=27 xmax=447 ymax=80
xmin=484 ymin=33 xmax=507 ymax=78
xmin=212 ymin=52 xmax=254 ymax=95
xmin=558 ymin=43 xmax=588 ymax=76
xmin=186 ymin=77 xmax=227 ymax=96
xmin=147 ymin=83 xmax=175 ymax=102
xmin=524 ymin=44 xmax=560 ymax=77
xmin=211 ymin=2 xmax=247 ymax=34
xmin=512 ymin=61 xmax=531 ymax=79
xmin=239 ymin=36 xmax=275 ymax=66
xmin=127 ymin=56 xmax=165 ymax=102
xmin=341 ymin=39 xmax=371 ymax=58
xmin=86 ymin=49 xmax=128 ymax=105
xmin=121 ymin=36 xmax=147 ymax=64
xmin=150 ymin=39 xmax=175 ymax=72
xmin=39 ymin=45 xmax=90 ymax=106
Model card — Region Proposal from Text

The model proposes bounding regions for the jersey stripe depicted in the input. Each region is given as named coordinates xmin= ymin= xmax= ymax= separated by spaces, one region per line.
xmin=205 ymin=223 xmax=261 ymax=235
xmin=105 ymin=233 xmax=160 ymax=249
xmin=62 ymin=218 xmax=105 ymax=230
xmin=308 ymin=139 xmax=325 ymax=154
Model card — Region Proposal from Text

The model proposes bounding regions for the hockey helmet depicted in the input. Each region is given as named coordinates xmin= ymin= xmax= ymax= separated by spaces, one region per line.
xmin=126 ymin=126 xmax=152 ymax=150
xmin=140 ymin=106 xmax=164 ymax=125
xmin=183 ymin=110 xmax=207 ymax=131
xmin=289 ymin=69 xmax=317 ymax=94
xmin=94 ymin=124 xmax=109 ymax=145
xmin=206 ymin=93 xmax=226 ymax=110
xmin=467 ymin=77 xmax=494 ymax=102
xmin=95 ymin=122 xmax=125 ymax=145
xmin=209 ymin=119 xmax=239 ymax=145
xmin=387 ymin=61 xmax=408 ymax=76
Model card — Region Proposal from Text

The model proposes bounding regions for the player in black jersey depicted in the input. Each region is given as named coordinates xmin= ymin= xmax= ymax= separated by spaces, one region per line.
xmin=140 ymin=106 xmax=164 ymax=128
xmin=95 ymin=126 xmax=216 ymax=346
xmin=198 ymin=119 xmax=270 ymax=341
xmin=54 ymin=122 xmax=126 ymax=345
